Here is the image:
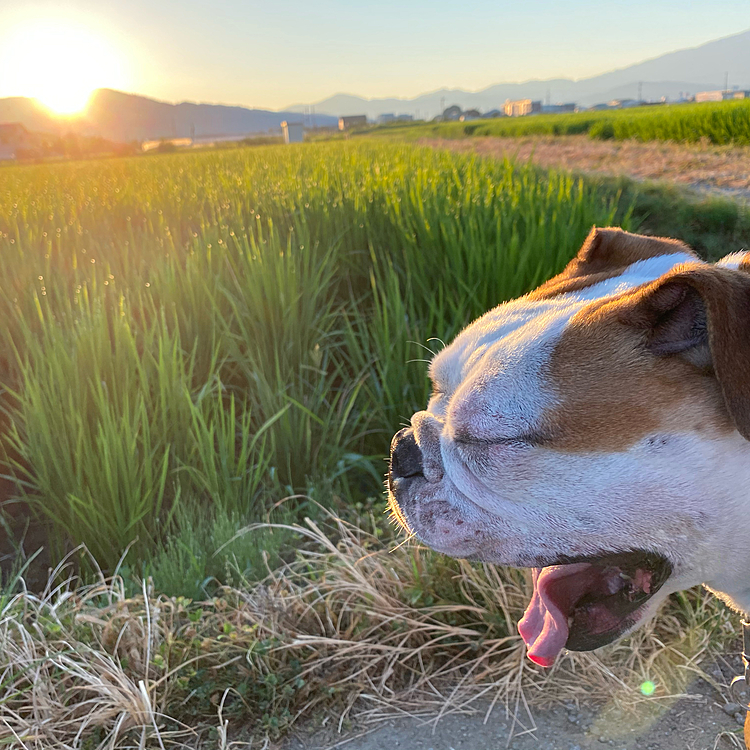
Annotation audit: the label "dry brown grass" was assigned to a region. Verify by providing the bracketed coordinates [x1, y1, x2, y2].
[422, 135, 750, 201]
[0, 510, 740, 748]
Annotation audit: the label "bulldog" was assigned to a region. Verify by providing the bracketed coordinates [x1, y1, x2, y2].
[388, 227, 750, 671]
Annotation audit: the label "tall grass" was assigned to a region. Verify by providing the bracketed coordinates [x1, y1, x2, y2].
[0, 142, 629, 577]
[368, 98, 750, 145]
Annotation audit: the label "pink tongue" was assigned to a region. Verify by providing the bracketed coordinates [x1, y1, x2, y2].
[517, 564, 593, 667]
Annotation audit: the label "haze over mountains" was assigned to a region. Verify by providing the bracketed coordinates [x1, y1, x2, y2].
[0, 89, 337, 143]
[290, 28, 750, 118]
[1, 28, 748, 143]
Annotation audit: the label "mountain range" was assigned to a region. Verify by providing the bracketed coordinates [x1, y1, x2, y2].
[288, 28, 750, 118]
[0, 89, 337, 143]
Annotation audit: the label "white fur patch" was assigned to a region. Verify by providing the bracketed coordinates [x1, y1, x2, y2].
[428, 251, 699, 434]
[717, 251, 750, 269]
[571, 252, 698, 300]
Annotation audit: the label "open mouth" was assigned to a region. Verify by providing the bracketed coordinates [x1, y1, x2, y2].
[517, 551, 672, 667]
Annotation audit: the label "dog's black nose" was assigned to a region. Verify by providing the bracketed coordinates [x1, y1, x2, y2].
[390, 428, 424, 479]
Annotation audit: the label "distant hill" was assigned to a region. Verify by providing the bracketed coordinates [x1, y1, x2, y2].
[289, 29, 750, 118]
[0, 89, 338, 143]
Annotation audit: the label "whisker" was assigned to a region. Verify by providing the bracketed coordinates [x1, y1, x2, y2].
[389, 532, 417, 553]
[407, 339, 441, 356]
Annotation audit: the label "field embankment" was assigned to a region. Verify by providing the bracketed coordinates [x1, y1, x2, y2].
[365, 99, 750, 146]
[0, 141, 744, 747]
[423, 134, 750, 199]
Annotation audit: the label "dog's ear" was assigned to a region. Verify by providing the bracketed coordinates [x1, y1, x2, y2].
[617, 265, 750, 440]
[530, 227, 697, 300]
[571, 227, 695, 276]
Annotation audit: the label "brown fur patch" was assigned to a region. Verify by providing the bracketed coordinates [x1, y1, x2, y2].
[528, 269, 644, 301]
[529, 227, 697, 301]
[543, 285, 732, 454]
[618, 265, 750, 441]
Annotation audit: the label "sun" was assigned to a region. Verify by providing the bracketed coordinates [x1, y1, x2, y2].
[0, 20, 128, 115]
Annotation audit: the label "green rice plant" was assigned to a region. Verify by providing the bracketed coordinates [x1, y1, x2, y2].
[177, 382, 276, 517]
[2, 313, 199, 567]
[141, 500, 297, 598]
[211, 220, 371, 489]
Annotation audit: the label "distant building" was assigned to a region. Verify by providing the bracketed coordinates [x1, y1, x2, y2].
[608, 99, 640, 108]
[541, 103, 577, 114]
[696, 89, 750, 102]
[459, 109, 482, 121]
[378, 113, 395, 124]
[695, 90, 724, 103]
[396, 114, 414, 122]
[504, 99, 542, 117]
[141, 137, 193, 152]
[338, 115, 367, 130]
[281, 121, 304, 144]
[0, 123, 31, 160]
[442, 105, 463, 121]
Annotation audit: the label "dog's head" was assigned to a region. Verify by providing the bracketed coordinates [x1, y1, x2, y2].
[388, 227, 750, 667]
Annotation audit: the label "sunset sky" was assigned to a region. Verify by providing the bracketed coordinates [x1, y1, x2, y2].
[0, 0, 748, 113]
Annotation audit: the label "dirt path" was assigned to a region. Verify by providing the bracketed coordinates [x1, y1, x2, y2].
[420, 135, 750, 202]
[287, 665, 747, 750]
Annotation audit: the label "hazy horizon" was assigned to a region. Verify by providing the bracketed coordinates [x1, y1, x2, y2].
[1, 1, 749, 113]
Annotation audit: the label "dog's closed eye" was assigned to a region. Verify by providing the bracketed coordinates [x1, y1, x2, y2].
[453, 429, 546, 447]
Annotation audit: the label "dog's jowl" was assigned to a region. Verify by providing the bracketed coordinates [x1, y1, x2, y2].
[388, 227, 750, 668]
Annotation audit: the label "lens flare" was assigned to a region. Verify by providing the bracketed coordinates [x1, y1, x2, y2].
[640, 680, 656, 696]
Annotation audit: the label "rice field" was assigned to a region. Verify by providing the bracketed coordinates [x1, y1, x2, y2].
[0, 141, 626, 585]
[369, 98, 750, 145]
[0, 141, 743, 748]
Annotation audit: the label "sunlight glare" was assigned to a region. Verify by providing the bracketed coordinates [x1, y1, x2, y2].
[0, 20, 128, 115]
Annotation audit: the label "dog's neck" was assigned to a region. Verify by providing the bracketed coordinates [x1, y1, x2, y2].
[698, 437, 750, 614]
